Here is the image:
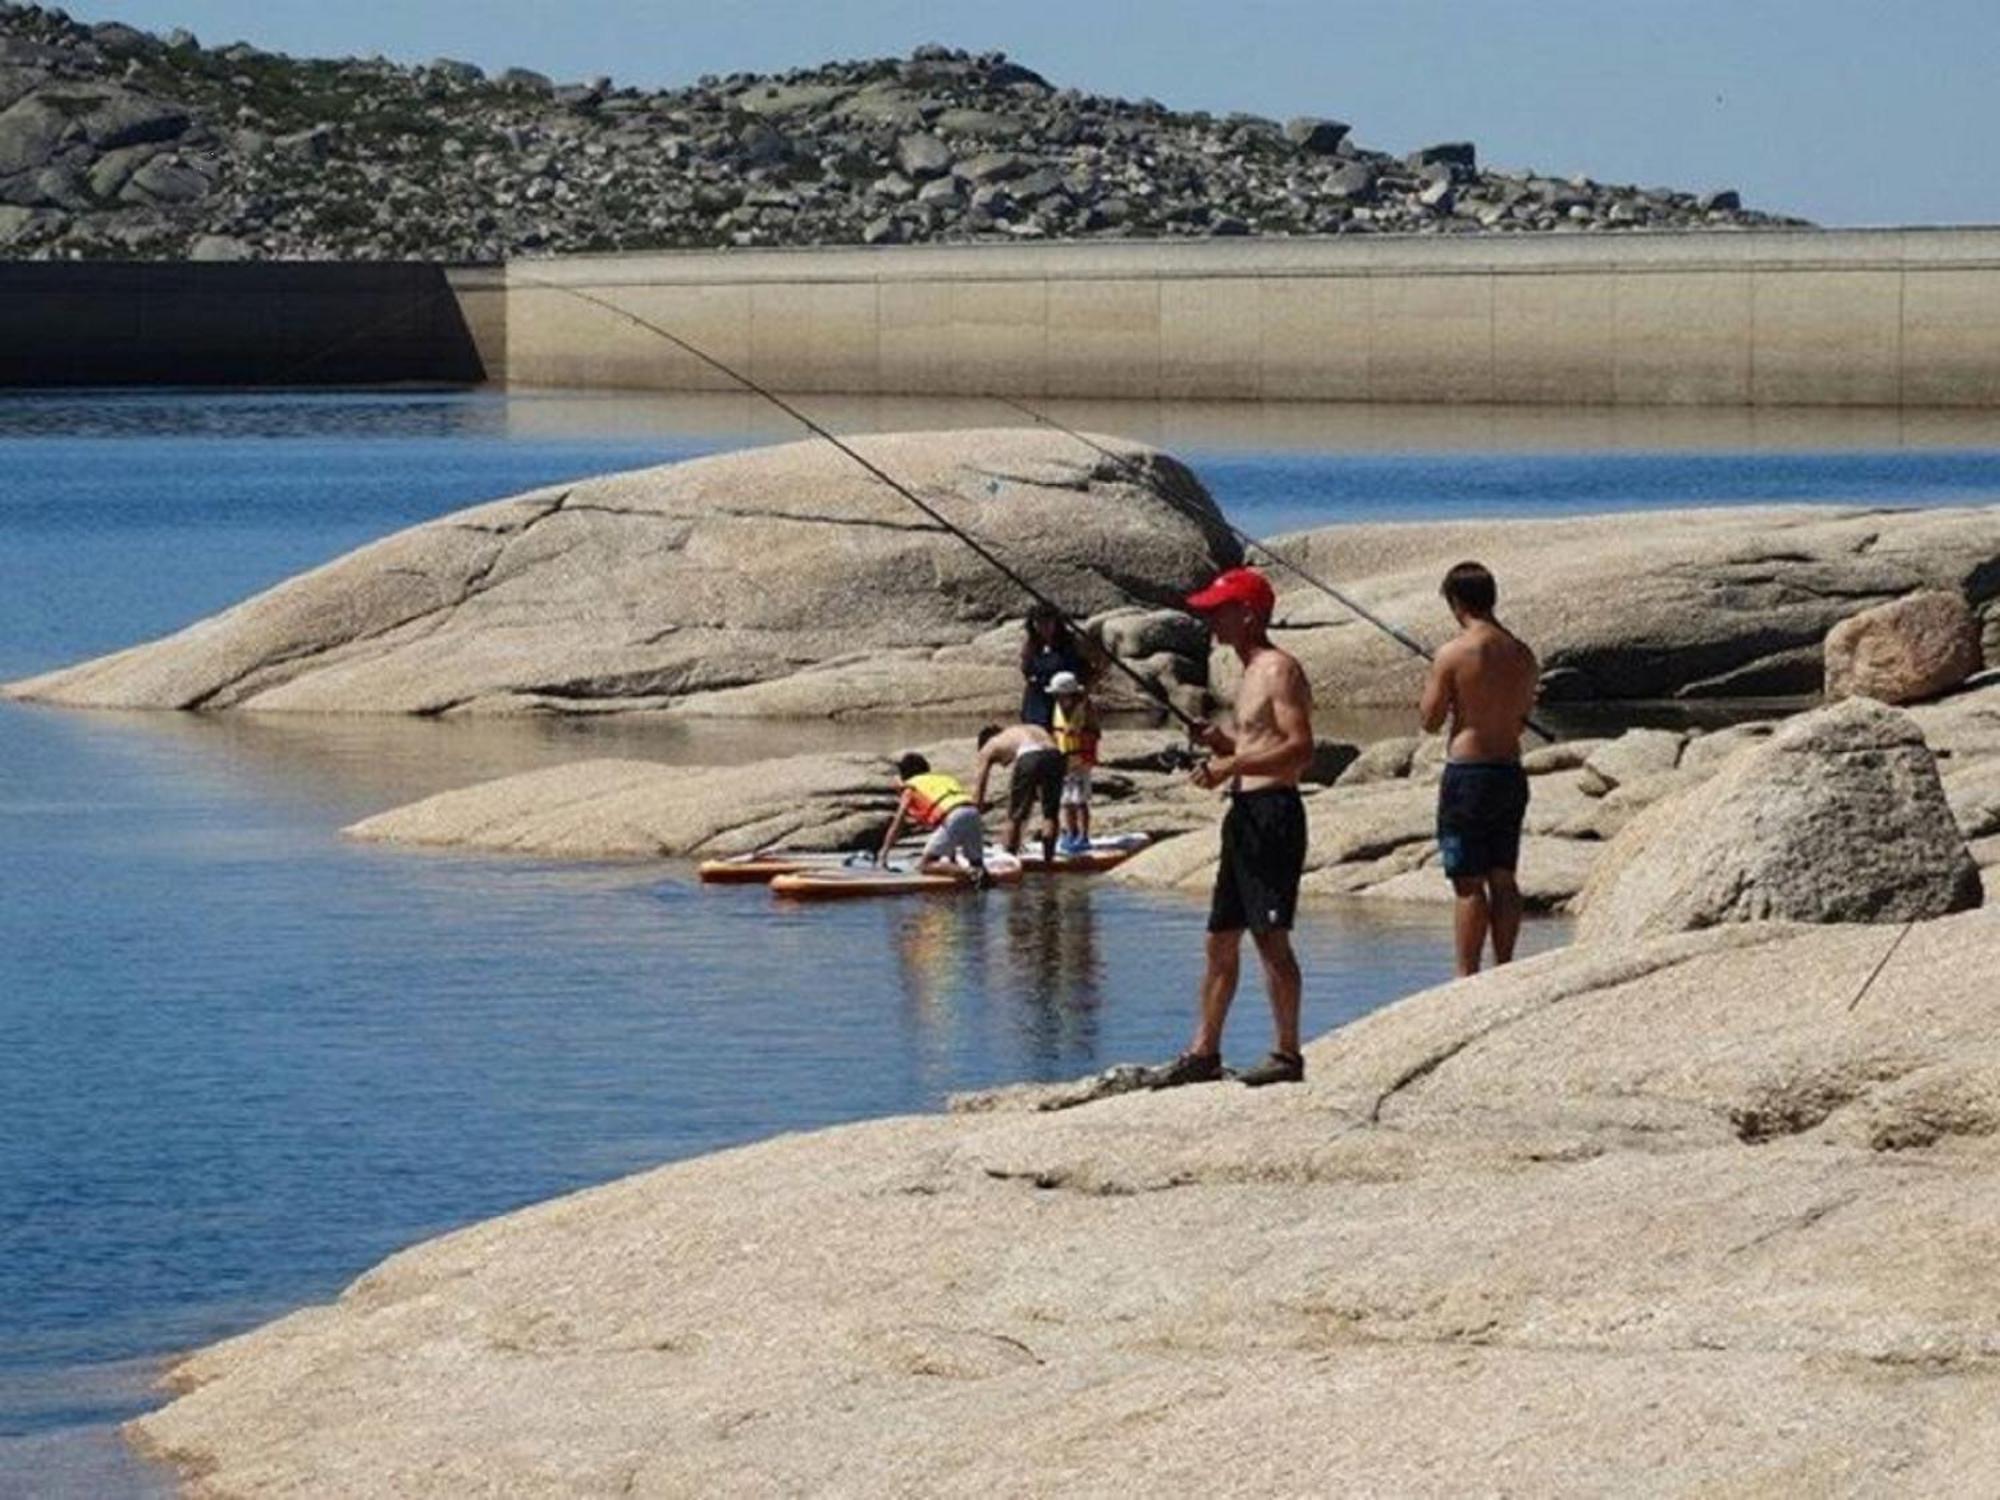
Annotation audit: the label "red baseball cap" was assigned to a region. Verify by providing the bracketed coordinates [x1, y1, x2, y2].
[1186, 566, 1275, 620]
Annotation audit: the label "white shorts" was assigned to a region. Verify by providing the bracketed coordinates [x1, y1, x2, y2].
[1061, 766, 1093, 808]
[921, 804, 985, 866]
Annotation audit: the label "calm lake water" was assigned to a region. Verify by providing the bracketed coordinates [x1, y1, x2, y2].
[3, 389, 1998, 1497]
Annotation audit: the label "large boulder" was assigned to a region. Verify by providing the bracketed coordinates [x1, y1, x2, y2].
[80, 89, 189, 149]
[1249, 506, 2000, 707]
[5, 430, 1237, 718]
[130, 907, 2000, 1496]
[0, 91, 69, 175]
[1576, 699, 1982, 944]
[1824, 589, 1983, 705]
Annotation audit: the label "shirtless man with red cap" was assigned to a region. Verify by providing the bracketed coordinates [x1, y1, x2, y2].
[1154, 566, 1316, 1089]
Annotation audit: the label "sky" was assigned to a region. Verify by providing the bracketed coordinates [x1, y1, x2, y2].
[57, 1, 1999, 227]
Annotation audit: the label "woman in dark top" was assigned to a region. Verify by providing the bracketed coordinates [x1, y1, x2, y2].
[1019, 604, 1085, 729]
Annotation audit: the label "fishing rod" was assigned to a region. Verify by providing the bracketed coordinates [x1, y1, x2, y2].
[989, 395, 1556, 744]
[518, 275, 1200, 730]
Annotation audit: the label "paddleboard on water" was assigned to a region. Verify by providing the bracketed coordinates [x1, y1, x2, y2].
[1016, 831, 1152, 872]
[704, 833, 1149, 885]
[770, 852, 1024, 900]
[697, 847, 914, 884]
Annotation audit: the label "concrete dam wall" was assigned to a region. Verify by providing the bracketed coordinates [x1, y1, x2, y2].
[489, 228, 2000, 407]
[0, 261, 495, 387]
[2, 230, 1997, 406]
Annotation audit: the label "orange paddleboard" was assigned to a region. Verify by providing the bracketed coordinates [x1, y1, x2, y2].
[770, 853, 1024, 900]
[698, 845, 921, 884]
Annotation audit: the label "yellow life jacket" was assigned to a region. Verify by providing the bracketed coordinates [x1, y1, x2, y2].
[905, 772, 971, 827]
[1052, 699, 1099, 765]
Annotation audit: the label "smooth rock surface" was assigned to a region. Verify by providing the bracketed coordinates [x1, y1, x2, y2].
[1824, 588, 1984, 706]
[1576, 698, 1983, 943]
[5, 430, 1235, 718]
[1251, 506, 2000, 706]
[130, 907, 2000, 1497]
[347, 730, 1205, 858]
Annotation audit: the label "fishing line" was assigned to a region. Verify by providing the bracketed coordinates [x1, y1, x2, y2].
[989, 395, 1557, 744]
[516, 275, 1201, 729]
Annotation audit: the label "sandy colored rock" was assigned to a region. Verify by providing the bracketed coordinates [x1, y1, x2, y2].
[1239, 505, 2000, 706]
[1943, 755, 2000, 841]
[348, 735, 1208, 858]
[1825, 588, 1984, 705]
[1908, 672, 2000, 759]
[1517, 767, 1598, 836]
[1970, 833, 2000, 875]
[1519, 736, 1607, 774]
[1332, 734, 1417, 786]
[1677, 719, 1777, 774]
[1559, 765, 1717, 841]
[4, 430, 1236, 717]
[1576, 698, 1983, 944]
[1578, 726, 1685, 793]
[1345, 835, 1597, 912]
[132, 907, 2000, 1497]
[346, 754, 900, 857]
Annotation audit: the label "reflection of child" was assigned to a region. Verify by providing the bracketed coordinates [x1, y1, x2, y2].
[1048, 671, 1101, 855]
[881, 753, 989, 886]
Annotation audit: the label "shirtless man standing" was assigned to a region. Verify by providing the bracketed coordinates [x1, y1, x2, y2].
[1419, 562, 1541, 977]
[1155, 566, 1317, 1089]
[972, 721, 1066, 863]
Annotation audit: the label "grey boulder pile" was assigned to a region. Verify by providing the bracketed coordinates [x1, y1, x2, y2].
[0, 5, 1802, 260]
[2, 429, 1235, 718]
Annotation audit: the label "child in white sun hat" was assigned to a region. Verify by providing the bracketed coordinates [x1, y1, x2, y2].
[1048, 670, 1101, 855]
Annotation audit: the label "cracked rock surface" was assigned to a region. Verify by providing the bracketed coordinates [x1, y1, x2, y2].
[3, 429, 1235, 717]
[1249, 505, 2000, 707]
[131, 905, 2000, 1496]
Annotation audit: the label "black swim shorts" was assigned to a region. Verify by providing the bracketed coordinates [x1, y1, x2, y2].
[1209, 786, 1308, 934]
[1436, 760, 1531, 880]
[1008, 747, 1066, 826]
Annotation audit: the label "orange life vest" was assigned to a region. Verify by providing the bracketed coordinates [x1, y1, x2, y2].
[1052, 699, 1099, 766]
[904, 772, 972, 827]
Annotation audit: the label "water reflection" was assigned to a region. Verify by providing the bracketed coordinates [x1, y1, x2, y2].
[995, 881, 1104, 1063]
[8, 385, 2000, 455]
[894, 894, 986, 1027]
[483, 388, 2000, 455]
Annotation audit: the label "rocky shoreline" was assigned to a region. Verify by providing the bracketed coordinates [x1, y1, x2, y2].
[129, 896, 2000, 1493]
[10, 435, 1995, 721]
[1, 3, 1802, 261]
[9, 422, 1992, 1490]
[125, 662, 2000, 1492]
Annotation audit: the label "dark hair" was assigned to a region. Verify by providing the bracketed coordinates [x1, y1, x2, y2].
[1025, 604, 1063, 639]
[976, 724, 1002, 750]
[895, 752, 930, 779]
[1441, 561, 1497, 615]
